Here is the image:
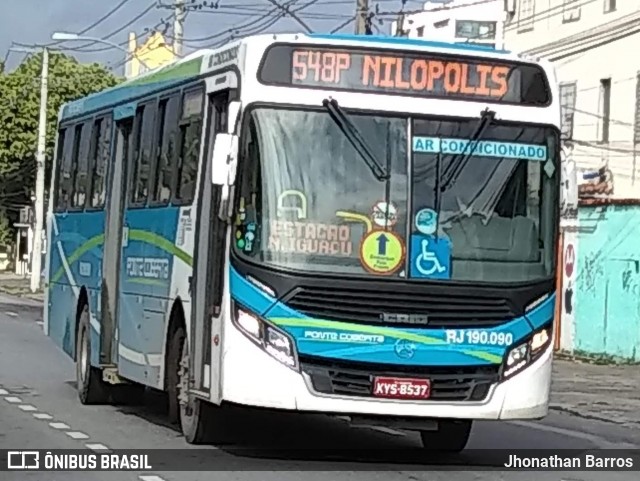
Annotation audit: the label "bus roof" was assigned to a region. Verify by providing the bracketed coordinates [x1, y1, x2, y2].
[60, 32, 539, 122]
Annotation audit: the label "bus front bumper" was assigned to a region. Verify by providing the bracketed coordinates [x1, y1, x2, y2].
[221, 326, 552, 421]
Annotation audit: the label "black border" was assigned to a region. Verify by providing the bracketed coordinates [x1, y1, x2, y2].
[256, 43, 553, 108]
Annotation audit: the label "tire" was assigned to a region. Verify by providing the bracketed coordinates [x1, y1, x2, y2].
[419, 420, 472, 452]
[167, 326, 229, 444]
[76, 306, 110, 404]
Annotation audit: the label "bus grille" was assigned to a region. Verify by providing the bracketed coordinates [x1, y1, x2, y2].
[300, 356, 500, 402]
[284, 285, 517, 327]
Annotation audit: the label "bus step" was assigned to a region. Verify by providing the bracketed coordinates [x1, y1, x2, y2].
[102, 368, 127, 385]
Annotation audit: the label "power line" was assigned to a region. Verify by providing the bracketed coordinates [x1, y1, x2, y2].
[63, 1, 161, 53]
[13, 0, 136, 49]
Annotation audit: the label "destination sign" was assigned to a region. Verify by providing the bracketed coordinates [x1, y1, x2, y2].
[259, 44, 550, 105]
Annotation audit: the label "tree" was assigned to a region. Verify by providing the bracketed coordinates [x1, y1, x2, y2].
[0, 52, 121, 243]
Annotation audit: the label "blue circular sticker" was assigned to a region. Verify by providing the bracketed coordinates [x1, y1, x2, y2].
[415, 208, 437, 235]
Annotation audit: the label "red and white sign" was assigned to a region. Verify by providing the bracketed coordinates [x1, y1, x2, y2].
[371, 201, 398, 227]
[372, 376, 431, 400]
[565, 244, 575, 279]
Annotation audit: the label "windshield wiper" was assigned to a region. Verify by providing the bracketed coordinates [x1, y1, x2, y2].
[433, 108, 495, 239]
[322, 98, 389, 181]
[439, 108, 496, 192]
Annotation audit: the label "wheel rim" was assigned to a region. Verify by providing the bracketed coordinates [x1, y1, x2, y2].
[79, 327, 89, 384]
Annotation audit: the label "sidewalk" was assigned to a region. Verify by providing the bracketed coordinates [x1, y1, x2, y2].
[551, 358, 640, 428]
[0, 272, 44, 301]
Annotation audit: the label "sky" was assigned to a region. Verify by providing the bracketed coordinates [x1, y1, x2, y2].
[0, 0, 426, 75]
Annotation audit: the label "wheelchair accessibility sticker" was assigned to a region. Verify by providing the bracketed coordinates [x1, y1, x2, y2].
[409, 234, 451, 279]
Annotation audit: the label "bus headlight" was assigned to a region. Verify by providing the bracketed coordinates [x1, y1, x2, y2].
[503, 325, 552, 379]
[231, 302, 298, 371]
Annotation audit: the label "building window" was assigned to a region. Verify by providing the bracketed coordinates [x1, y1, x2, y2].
[599, 78, 611, 143]
[434, 20, 448, 29]
[416, 26, 424, 37]
[455, 21, 496, 40]
[518, 0, 535, 32]
[604, 0, 616, 13]
[559, 83, 577, 140]
[563, 0, 581, 23]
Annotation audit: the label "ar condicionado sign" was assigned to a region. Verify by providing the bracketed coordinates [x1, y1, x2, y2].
[292, 50, 509, 98]
[258, 45, 550, 104]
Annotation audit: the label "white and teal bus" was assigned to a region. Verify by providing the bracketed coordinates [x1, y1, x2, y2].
[44, 32, 561, 451]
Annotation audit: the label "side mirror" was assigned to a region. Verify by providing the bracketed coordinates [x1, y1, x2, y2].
[211, 133, 238, 186]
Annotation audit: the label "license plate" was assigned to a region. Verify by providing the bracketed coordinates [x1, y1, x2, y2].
[372, 376, 431, 400]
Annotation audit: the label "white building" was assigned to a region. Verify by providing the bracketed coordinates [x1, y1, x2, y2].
[391, 0, 506, 49]
[505, 0, 640, 199]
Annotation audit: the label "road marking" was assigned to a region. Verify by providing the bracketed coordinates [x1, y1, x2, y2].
[139, 476, 166, 481]
[66, 431, 89, 440]
[18, 404, 38, 412]
[86, 443, 111, 452]
[33, 413, 53, 420]
[36, 320, 44, 326]
[0, 389, 8, 395]
[4, 396, 22, 403]
[49, 422, 70, 430]
[5, 311, 18, 317]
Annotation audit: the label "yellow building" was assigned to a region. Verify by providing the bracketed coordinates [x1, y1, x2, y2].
[125, 31, 177, 79]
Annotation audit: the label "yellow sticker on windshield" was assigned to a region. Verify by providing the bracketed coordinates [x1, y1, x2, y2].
[359, 230, 405, 275]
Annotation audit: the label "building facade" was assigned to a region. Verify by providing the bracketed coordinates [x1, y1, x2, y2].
[125, 32, 177, 79]
[505, 0, 640, 199]
[391, 0, 506, 49]
[390, 0, 640, 361]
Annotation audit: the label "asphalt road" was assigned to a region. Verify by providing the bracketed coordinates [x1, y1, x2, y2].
[0, 295, 638, 481]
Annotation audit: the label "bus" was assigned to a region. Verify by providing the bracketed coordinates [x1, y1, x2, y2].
[44, 33, 561, 451]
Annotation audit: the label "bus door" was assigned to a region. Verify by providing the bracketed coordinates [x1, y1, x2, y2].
[99, 116, 133, 366]
[190, 91, 231, 400]
[117, 101, 162, 386]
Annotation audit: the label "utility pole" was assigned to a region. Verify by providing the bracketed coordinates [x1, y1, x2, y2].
[174, 0, 186, 57]
[30, 47, 49, 293]
[355, 0, 369, 34]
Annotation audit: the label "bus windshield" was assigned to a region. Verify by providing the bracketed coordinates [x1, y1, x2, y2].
[233, 106, 559, 284]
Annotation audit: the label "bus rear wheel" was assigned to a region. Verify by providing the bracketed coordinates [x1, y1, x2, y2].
[168, 326, 228, 445]
[419, 420, 472, 452]
[76, 306, 110, 404]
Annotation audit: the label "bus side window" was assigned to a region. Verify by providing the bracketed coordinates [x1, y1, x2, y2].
[53, 128, 67, 212]
[130, 103, 156, 206]
[57, 125, 77, 211]
[152, 95, 180, 205]
[175, 88, 204, 205]
[88, 116, 112, 209]
[71, 122, 92, 209]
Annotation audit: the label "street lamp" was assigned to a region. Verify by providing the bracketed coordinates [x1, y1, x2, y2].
[51, 32, 152, 71]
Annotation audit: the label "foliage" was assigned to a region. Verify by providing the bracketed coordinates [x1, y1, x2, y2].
[0, 51, 121, 243]
[0, 210, 10, 247]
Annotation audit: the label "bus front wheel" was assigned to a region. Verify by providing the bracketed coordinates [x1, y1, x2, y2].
[168, 326, 228, 445]
[419, 420, 472, 452]
[76, 306, 109, 404]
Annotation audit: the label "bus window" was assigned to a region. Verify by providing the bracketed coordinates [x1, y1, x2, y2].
[130, 103, 156, 206]
[176, 89, 204, 205]
[53, 128, 67, 212]
[57, 125, 79, 211]
[71, 122, 92, 209]
[89, 116, 112, 209]
[152, 95, 180, 204]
